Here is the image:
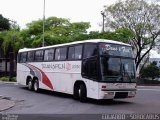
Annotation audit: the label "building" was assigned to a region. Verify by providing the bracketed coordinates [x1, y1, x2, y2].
[149, 49, 160, 67]
[136, 48, 160, 77]
[0, 48, 16, 77]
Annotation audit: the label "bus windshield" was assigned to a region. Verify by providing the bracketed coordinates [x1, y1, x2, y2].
[100, 57, 136, 83]
[99, 43, 136, 83]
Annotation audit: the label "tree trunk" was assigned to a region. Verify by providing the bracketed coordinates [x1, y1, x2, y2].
[4, 54, 7, 75]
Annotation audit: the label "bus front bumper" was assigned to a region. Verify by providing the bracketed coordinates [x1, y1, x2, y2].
[99, 90, 136, 99]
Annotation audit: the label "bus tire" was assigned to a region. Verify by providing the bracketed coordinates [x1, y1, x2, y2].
[79, 84, 87, 102]
[28, 79, 33, 91]
[73, 85, 79, 100]
[33, 80, 39, 92]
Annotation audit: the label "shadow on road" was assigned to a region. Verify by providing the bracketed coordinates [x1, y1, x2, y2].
[21, 87, 134, 106]
[87, 99, 133, 106]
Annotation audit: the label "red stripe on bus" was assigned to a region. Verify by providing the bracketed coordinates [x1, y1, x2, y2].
[28, 64, 54, 90]
[39, 69, 53, 90]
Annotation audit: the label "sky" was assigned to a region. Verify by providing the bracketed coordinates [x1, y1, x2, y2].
[0, 0, 118, 31]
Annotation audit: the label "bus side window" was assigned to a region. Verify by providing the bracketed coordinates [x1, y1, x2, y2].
[68, 46, 75, 60]
[68, 45, 82, 60]
[20, 52, 27, 63]
[89, 60, 98, 80]
[44, 48, 54, 61]
[55, 48, 60, 60]
[75, 45, 82, 59]
[82, 59, 98, 80]
[27, 51, 34, 62]
[82, 60, 90, 77]
[17, 53, 21, 63]
[83, 44, 97, 59]
[35, 50, 44, 62]
[60, 47, 67, 60]
[55, 47, 67, 60]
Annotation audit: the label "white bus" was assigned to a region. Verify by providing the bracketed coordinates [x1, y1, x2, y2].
[17, 39, 136, 102]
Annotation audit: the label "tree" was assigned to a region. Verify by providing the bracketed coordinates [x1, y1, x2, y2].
[1, 30, 23, 55]
[0, 14, 10, 31]
[23, 17, 90, 47]
[103, 0, 160, 70]
[141, 62, 160, 80]
[0, 30, 23, 74]
[88, 28, 134, 42]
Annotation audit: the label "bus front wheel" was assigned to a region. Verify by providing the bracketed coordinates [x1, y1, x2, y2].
[79, 84, 87, 102]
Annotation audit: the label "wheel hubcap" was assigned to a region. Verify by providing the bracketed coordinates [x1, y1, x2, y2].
[28, 81, 32, 89]
[78, 88, 81, 98]
[34, 82, 38, 91]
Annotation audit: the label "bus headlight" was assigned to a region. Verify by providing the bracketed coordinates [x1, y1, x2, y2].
[104, 92, 114, 95]
[128, 91, 136, 98]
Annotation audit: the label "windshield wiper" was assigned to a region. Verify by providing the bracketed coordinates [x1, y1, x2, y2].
[122, 64, 131, 82]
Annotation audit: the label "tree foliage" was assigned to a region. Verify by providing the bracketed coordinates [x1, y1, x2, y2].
[88, 28, 134, 42]
[0, 14, 10, 31]
[141, 62, 160, 80]
[104, 0, 160, 70]
[0, 15, 136, 62]
[1, 30, 23, 55]
[23, 17, 90, 47]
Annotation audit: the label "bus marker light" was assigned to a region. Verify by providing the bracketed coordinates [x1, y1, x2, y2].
[102, 85, 106, 89]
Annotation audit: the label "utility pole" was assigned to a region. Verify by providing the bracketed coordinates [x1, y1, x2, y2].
[101, 11, 106, 32]
[42, 0, 45, 47]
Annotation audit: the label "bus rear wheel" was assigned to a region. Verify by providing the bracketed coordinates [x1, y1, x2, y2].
[28, 79, 33, 91]
[33, 80, 39, 92]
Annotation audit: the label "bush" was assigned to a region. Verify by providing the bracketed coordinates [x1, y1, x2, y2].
[137, 78, 160, 85]
[0, 76, 16, 82]
[0, 76, 10, 81]
[141, 62, 160, 80]
[144, 79, 160, 84]
[10, 77, 16, 82]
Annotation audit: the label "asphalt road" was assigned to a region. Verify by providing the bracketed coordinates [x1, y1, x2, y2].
[0, 82, 160, 119]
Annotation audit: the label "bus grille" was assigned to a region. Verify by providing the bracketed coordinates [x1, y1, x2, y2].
[114, 92, 128, 98]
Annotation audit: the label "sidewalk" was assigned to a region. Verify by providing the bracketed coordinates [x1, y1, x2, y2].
[0, 96, 15, 112]
[0, 81, 18, 85]
[137, 85, 160, 89]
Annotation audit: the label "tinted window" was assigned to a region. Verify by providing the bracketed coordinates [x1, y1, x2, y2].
[68, 45, 82, 60]
[84, 44, 97, 59]
[82, 60, 90, 77]
[100, 57, 136, 82]
[35, 50, 44, 61]
[75, 45, 82, 59]
[89, 60, 97, 79]
[82, 59, 98, 80]
[68, 46, 75, 60]
[19, 52, 27, 63]
[55, 47, 67, 60]
[101, 57, 121, 79]
[44, 48, 54, 61]
[27, 51, 34, 62]
[17, 53, 21, 63]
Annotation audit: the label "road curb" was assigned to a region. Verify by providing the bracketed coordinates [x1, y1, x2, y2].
[137, 86, 160, 89]
[0, 81, 18, 85]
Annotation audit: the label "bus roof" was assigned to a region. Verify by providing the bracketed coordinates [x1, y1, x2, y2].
[19, 39, 131, 53]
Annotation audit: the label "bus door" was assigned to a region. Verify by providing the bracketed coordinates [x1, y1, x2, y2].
[82, 57, 99, 98]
